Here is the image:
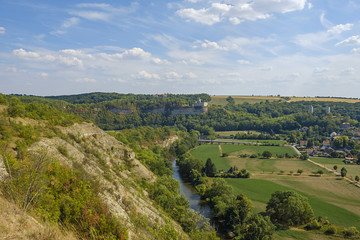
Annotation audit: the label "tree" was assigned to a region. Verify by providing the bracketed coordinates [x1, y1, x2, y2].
[266, 191, 314, 226]
[262, 150, 272, 159]
[203, 158, 217, 177]
[235, 214, 275, 240]
[333, 165, 338, 171]
[226, 96, 235, 105]
[355, 176, 359, 182]
[300, 153, 309, 160]
[341, 167, 347, 178]
[297, 169, 303, 175]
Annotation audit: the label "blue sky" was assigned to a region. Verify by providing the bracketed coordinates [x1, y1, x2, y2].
[1, 0, 360, 97]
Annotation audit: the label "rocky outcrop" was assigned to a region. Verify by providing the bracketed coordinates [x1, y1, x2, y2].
[28, 122, 188, 240]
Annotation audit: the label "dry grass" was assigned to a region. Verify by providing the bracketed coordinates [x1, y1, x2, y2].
[210, 95, 360, 106]
[0, 195, 77, 240]
[210, 95, 283, 105]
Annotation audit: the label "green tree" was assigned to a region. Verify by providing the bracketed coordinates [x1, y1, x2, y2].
[203, 158, 217, 177]
[262, 150, 272, 159]
[341, 167, 347, 178]
[300, 153, 309, 160]
[235, 214, 275, 240]
[226, 96, 235, 105]
[355, 176, 359, 182]
[297, 169, 303, 175]
[266, 191, 314, 226]
[333, 165, 338, 171]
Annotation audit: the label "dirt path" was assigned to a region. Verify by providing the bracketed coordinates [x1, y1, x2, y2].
[218, 144, 222, 157]
[307, 158, 360, 188]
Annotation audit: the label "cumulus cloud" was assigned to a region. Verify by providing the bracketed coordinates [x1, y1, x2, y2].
[195, 40, 228, 50]
[336, 35, 360, 46]
[176, 0, 307, 25]
[137, 70, 160, 79]
[13, 48, 41, 59]
[0, 27, 5, 34]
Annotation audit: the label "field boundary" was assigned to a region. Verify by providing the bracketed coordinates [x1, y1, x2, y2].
[306, 159, 360, 188]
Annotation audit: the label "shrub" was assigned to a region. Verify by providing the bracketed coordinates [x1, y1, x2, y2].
[343, 227, 359, 237]
[324, 225, 337, 235]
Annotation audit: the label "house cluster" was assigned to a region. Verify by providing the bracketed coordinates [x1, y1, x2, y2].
[297, 123, 359, 163]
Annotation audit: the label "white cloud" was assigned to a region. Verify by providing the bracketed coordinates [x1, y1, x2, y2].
[166, 71, 182, 79]
[120, 48, 151, 59]
[294, 22, 353, 49]
[13, 48, 41, 59]
[336, 35, 360, 46]
[197, 40, 228, 50]
[58, 55, 83, 67]
[62, 17, 80, 29]
[176, 0, 307, 25]
[185, 72, 197, 78]
[76, 77, 97, 83]
[0, 27, 5, 34]
[327, 23, 353, 35]
[152, 57, 169, 64]
[137, 70, 160, 79]
[307, 2, 313, 9]
[70, 11, 110, 21]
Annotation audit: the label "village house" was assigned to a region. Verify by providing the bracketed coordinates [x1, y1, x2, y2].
[299, 140, 308, 147]
[322, 140, 331, 147]
[341, 122, 351, 129]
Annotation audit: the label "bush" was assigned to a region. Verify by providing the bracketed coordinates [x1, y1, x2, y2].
[343, 227, 359, 237]
[305, 219, 321, 230]
[324, 225, 337, 235]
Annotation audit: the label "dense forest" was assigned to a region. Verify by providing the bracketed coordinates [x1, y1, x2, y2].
[12, 93, 360, 137]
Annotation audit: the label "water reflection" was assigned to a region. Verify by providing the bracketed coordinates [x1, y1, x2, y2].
[172, 160, 212, 219]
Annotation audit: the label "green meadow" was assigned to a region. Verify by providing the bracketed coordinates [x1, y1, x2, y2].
[224, 178, 360, 230]
[311, 157, 360, 179]
[190, 144, 360, 232]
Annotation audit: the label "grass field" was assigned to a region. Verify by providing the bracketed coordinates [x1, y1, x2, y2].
[191, 144, 317, 173]
[210, 95, 360, 106]
[215, 139, 286, 145]
[190, 144, 360, 233]
[210, 95, 283, 105]
[224, 178, 360, 229]
[310, 157, 360, 179]
[222, 144, 296, 156]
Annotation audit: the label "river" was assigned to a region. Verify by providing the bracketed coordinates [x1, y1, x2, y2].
[172, 160, 212, 220]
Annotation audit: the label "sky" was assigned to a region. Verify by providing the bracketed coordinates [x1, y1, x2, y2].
[1, 0, 360, 97]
